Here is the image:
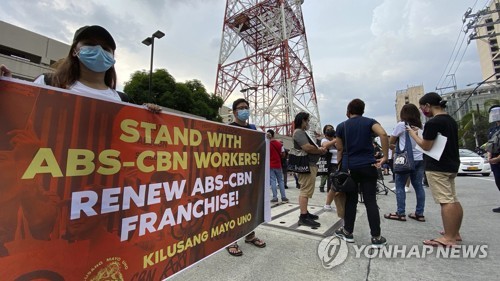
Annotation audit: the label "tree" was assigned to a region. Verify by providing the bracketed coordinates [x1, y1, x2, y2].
[458, 110, 490, 149]
[123, 69, 223, 121]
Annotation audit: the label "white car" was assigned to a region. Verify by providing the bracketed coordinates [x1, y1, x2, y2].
[458, 149, 491, 176]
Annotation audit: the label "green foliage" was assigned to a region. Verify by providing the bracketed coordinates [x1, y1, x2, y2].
[123, 69, 223, 121]
[458, 110, 490, 149]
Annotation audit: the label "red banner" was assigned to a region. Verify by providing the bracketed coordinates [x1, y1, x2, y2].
[0, 78, 267, 280]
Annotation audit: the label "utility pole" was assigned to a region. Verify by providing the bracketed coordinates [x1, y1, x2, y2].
[472, 112, 479, 147]
[435, 74, 457, 93]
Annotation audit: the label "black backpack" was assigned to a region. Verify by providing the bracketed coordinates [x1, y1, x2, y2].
[42, 73, 130, 102]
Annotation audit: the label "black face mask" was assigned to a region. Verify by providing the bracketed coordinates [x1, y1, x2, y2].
[325, 129, 336, 138]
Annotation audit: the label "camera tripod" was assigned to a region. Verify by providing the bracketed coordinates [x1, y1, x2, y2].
[358, 168, 394, 203]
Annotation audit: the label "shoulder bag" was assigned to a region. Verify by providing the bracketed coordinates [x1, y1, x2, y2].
[393, 131, 415, 173]
[330, 122, 358, 193]
[287, 147, 310, 173]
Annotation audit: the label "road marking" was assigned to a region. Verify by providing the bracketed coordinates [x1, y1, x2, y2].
[264, 203, 343, 237]
[473, 177, 495, 182]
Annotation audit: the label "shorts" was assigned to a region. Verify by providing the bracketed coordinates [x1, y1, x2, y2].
[298, 164, 318, 198]
[425, 171, 458, 204]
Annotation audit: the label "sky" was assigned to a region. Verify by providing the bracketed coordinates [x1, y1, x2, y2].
[0, 0, 487, 133]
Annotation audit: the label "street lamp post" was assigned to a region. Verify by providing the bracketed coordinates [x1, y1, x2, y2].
[240, 86, 257, 121]
[142, 30, 165, 102]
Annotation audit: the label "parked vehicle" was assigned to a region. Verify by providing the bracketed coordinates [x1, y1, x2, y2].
[458, 149, 491, 176]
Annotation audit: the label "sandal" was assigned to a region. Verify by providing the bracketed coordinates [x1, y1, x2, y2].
[245, 237, 266, 248]
[423, 239, 457, 248]
[439, 231, 462, 241]
[226, 242, 243, 256]
[384, 212, 406, 221]
[408, 213, 426, 222]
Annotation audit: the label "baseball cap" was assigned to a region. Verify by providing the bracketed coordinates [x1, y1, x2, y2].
[73, 25, 116, 50]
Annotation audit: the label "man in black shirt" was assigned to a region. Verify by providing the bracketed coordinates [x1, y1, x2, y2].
[409, 92, 462, 247]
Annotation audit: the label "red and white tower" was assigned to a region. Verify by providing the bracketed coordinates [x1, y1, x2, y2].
[215, 0, 320, 136]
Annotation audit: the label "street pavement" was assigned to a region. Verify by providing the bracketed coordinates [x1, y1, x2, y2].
[172, 173, 499, 281]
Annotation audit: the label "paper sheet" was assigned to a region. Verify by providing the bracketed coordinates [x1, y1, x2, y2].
[416, 133, 448, 161]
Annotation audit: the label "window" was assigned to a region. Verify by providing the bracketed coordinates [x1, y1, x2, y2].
[0, 45, 42, 64]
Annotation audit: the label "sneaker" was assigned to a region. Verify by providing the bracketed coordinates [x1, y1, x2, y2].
[493, 207, 500, 213]
[323, 205, 333, 211]
[281, 198, 289, 203]
[284, 185, 289, 189]
[319, 187, 325, 193]
[390, 186, 396, 191]
[334, 227, 354, 243]
[388, 180, 395, 183]
[371, 236, 387, 248]
[270, 198, 278, 203]
[298, 217, 321, 227]
[307, 212, 319, 220]
[405, 186, 410, 193]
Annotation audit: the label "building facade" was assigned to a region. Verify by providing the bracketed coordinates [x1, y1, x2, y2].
[394, 85, 425, 121]
[0, 21, 69, 81]
[442, 85, 500, 121]
[475, 0, 500, 82]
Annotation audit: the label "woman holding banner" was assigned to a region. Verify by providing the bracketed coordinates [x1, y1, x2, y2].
[1, 26, 160, 112]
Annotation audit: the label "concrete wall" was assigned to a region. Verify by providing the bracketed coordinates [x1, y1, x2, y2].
[394, 85, 425, 121]
[0, 21, 69, 80]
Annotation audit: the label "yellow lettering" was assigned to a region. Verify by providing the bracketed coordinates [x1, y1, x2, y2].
[190, 129, 202, 146]
[137, 150, 155, 172]
[120, 119, 140, 143]
[66, 149, 95, 177]
[141, 122, 156, 144]
[21, 148, 63, 179]
[154, 125, 173, 145]
[97, 149, 121, 175]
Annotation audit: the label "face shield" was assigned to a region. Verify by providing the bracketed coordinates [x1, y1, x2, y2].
[489, 107, 500, 123]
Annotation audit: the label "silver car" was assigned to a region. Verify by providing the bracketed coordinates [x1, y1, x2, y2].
[458, 149, 491, 176]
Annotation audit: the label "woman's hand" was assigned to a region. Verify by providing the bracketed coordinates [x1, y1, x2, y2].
[143, 103, 162, 113]
[318, 147, 327, 155]
[1, 64, 12, 77]
[375, 156, 387, 168]
[489, 155, 500, 164]
[8, 121, 41, 160]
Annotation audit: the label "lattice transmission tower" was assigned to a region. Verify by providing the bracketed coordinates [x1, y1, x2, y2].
[215, 0, 320, 136]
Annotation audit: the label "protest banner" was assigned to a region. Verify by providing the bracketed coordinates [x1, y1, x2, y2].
[0, 78, 267, 280]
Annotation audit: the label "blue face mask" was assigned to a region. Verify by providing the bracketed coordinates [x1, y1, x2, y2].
[237, 109, 250, 121]
[77, 45, 115, 73]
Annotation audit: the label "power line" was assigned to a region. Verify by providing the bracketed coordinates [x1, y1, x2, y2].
[435, 23, 467, 88]
[435, 0, 481, 90]
[451, 39, 470, 75]
[452, 72, 496, 116]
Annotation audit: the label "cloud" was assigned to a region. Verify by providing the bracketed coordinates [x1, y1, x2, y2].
[0, 0, 484, 130]
[312, 0, 482, 130]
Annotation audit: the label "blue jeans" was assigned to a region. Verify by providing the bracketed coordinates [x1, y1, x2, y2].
[394, 160, 425, 216]
[270, 168, 287, 199]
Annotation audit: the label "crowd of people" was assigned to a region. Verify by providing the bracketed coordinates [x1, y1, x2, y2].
[269, 93, 499, 249]
[2, 24, 500, 255]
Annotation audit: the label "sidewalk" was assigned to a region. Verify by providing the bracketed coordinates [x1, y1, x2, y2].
[173, 173, 499, 281]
